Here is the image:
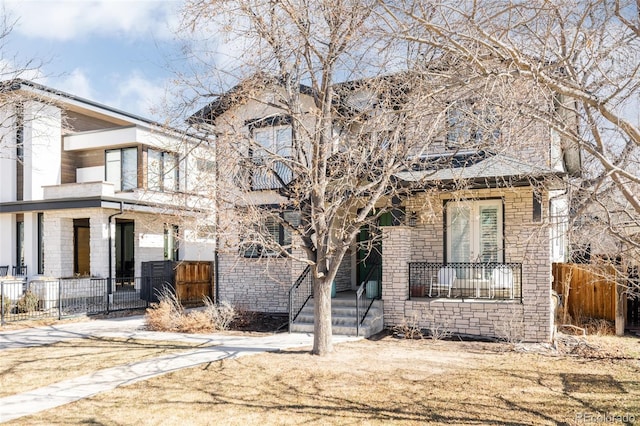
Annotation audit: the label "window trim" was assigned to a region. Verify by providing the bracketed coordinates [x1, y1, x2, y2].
[105, 147, 138, 192]
[446, 100, 500, 149]
[147, 148, 179, 192]
[246, 116, 293, 191]
[242, 210, 299, 258]
[443, 198, 505, 264]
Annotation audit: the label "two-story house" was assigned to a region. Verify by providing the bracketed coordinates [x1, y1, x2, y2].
[194, 71, 576, 342]
[0, 80, 215, 295]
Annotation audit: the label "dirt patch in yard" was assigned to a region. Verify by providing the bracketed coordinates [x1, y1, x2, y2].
[8, 334, 640, 425]
[0, 337, 206, 398]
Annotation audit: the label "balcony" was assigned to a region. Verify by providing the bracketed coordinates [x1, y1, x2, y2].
[43, 181, 115, 199]
[408, 262, 522, 301]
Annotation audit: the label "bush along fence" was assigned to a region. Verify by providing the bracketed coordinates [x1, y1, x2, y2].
[0, 276, 173, 324]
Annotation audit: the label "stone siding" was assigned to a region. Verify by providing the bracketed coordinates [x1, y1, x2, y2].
[217, 254, 293, 313]
[384, 187, 553, 342]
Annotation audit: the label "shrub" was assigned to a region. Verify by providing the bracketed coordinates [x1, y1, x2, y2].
[17, 290, 39, 313]
[203, 298, 235, 331]
[145, 286, 184, 332]
[145, 287, 237, 333]
[2, 296, 11, 315]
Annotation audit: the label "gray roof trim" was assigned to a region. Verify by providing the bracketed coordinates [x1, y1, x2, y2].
[0, 197, 199, 215]
[394, 152, 565, 186]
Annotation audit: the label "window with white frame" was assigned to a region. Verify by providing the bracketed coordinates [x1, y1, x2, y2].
[106, 147, 137, 191]
[243, 211, 299, 258]
[249, 117, 293, 190]
[447, 101, 499, 148]
[446, 199, 504, 263]
[148, 149, 178, 192]
[550, 198, 568, 262]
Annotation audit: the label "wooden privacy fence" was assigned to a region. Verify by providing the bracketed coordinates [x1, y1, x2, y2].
[552, 263, 617, 321]
[141, 260, 214, 303]
[175, 261, 214, 302]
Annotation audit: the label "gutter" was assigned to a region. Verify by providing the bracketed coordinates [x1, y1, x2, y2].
[107, 202, 124, 307]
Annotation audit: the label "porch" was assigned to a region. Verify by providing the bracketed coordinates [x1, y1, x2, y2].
[408, 262, 523, 301]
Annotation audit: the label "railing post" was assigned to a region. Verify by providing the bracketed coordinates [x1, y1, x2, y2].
[288, 287, 293, 334]
[58, 279, 62, 320]
[1, 280, 4, 326]
[356, 294, 360, 337]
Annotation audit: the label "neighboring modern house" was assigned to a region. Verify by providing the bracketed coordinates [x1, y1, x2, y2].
[194, 71, 577, 342]
[0, 80, 215, 294]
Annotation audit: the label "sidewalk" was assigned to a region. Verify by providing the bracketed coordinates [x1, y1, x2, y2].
[0, 316, 359, 423]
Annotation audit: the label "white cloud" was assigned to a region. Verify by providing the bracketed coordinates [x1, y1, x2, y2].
[4, 0, 180, 41]
[57, 68, 95, 99]
[105, 71, 169, 119]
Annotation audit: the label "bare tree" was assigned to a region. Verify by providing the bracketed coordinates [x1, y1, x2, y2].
[382, 0, 640, 271]
[0, 11, 45, 159]
[178, 0, 570, 355]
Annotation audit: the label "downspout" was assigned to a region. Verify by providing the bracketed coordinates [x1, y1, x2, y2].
[107, 202, 124, 308]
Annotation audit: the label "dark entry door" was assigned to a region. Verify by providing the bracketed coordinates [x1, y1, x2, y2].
[115, 220, 135, 289]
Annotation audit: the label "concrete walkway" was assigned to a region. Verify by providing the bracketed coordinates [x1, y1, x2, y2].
[0, 316, 359, 423]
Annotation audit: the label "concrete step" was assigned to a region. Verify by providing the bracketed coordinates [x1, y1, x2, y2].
[291, 297, 384, 338]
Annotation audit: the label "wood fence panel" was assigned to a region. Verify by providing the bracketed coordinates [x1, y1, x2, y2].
[175, 261, 214, 303]
[552, 263, 617, 321]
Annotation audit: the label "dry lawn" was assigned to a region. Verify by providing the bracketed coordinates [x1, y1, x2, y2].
[0, 337, 209, 398]
[5, 334, 640, 426]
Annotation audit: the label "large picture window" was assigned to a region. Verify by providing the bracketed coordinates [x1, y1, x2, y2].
[148, 149, 178, 192]
[249, 116, 293, 190]
[446, 199, 503, 263]
[106, 147, 137, 191]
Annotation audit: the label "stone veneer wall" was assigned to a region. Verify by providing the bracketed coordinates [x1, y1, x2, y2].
[217, 254, 293, 313]
[334, 248, 352, 292]
[383, 187, 553, 342]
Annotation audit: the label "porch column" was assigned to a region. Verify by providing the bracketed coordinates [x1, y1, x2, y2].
[23, 212, 39, 276]
[90, 212, 110, 278]
[43, 214, 73, 278]
[382, 226, 412, 325]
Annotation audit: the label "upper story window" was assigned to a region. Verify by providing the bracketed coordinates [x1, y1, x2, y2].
[447, 101, 499, 149]
[148, 149, 178, 192]
[106, 147, 137, 191]
[15, 103, 24, 161]
[248, 116, 293, 190]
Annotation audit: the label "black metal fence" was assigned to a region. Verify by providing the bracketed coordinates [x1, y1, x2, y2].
[408, 262, 523, 301]
[0, 276, 172, 324]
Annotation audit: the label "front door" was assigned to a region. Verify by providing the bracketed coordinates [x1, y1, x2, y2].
[115, 220, 135, 290]
[73, 218, 90, 276]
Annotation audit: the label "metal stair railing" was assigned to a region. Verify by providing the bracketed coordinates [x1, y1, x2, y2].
[288, 265, 313, 332]
[356, 263, 381, 337]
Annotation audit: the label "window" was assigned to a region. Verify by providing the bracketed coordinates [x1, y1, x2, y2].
[447, 101, 499, 148]
[16, 216, 24, 268]
[446, 199, 503, 263]
[15, 103, 24, 161]
[550, 199, 568, 262]
[164, 225, 179, 261]
[16, 104, 24, 201]
[38, 213, 44, 274]
[148, 149, 178, 192]
[243, 211, 299, 258]
[249, 116, 293, 190]
[106, 147, 138, 191]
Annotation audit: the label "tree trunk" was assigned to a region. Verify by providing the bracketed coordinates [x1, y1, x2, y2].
[312, 277, 333, 355]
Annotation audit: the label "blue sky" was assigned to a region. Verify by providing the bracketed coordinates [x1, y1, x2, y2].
[2, 0, 184, 120]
